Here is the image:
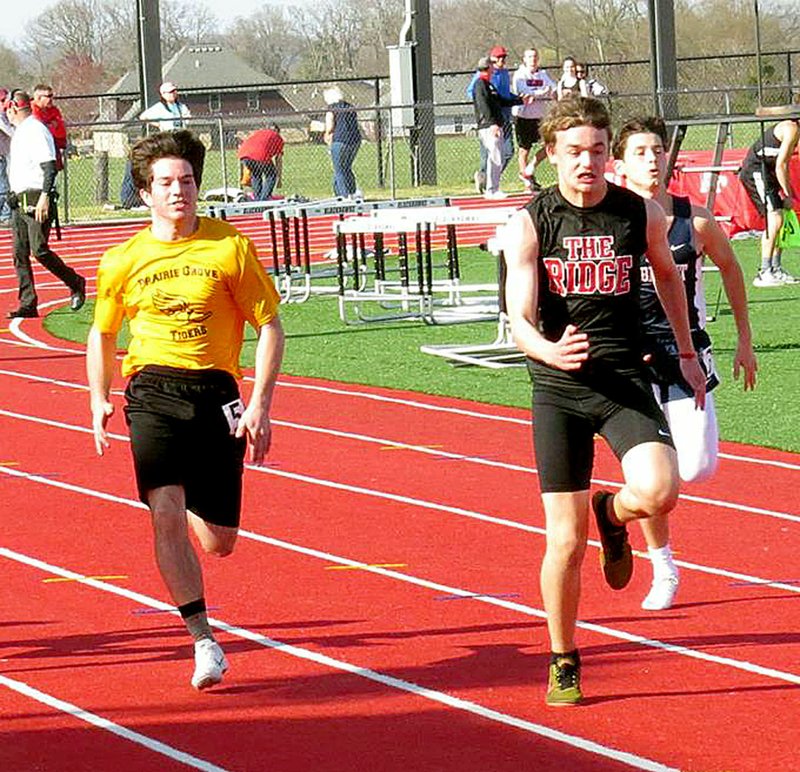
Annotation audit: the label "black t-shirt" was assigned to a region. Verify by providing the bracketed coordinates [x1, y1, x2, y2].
[524, 183, 648, 385]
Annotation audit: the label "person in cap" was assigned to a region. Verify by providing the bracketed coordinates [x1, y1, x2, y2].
[466, 45, 521, 193]
[121, 83, 192, 209]
[140, 82, 192, 132]
[5, 91, 85, 318]
[472, 56, 521, 199]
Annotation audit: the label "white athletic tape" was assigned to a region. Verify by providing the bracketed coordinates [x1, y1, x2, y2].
[335, 217, 430, 234]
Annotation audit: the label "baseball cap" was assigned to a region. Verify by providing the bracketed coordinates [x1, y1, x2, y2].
[11, 92, 31, 109]
[490, 46, 508, 58]
[477, 56, 492, 71]
[159, 81, 178, 96]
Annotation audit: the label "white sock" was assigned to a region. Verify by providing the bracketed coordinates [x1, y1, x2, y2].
[648, 545, 678, 580]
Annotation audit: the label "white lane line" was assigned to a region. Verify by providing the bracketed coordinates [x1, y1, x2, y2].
[0, 673, 231, 772]
[0, 409, 800, 594]
[2, 363, 799, 475]
[1, 395, 798, 526]
[2, 464, 800, 683]
[0, 546, 676, 772]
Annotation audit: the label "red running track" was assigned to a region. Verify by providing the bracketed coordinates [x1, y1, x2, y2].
[1, 221, 799, 771]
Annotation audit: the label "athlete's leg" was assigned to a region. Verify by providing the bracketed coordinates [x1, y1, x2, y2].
[149, 485, 205, 606]
[638, 393, 717, 608]
[188, 512, 238, 557]
[613, 441, 680, 524]
[540, 490, 590, 653]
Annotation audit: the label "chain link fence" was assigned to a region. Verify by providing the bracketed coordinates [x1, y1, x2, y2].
[55, 50, 799, 223]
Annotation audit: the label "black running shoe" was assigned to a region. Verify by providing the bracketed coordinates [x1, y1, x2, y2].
[592, 490, 633, 590]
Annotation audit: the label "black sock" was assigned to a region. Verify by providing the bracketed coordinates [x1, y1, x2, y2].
[178, 598, 214, 643]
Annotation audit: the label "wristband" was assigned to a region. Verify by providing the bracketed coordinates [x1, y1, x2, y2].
[679, 351, 697, 360]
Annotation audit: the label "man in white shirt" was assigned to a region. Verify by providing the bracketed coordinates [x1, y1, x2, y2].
[512, 48, 556, 191]
[6, 91, 85, 319]
[121, 83, 192, 208]
[140, 82, 192, 131]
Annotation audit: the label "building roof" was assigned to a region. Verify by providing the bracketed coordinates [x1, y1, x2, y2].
[108, 44, 276, 94]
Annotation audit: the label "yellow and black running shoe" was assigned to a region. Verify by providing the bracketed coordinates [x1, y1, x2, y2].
[546, 651, 583, 706]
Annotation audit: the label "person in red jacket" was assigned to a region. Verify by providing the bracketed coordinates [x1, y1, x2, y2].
[237, 124, 284, 200]
[32, 84, 67, 170]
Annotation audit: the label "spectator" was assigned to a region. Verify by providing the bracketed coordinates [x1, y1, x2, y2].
[466, 45, 521, 192]
[556, 57, 587, 101]
[32, 84, 67, 170]
[323, 87, 362, 198]
[472, 56, 520, 200]
[237, 124, 284, 201]
[5, 91, 85, 319]
[121, 82, 192, 209]
[140, 82, 191, 131]
[0, 87, 12, 224]
[512, 48, 556, 191]
[576, 63, 609, 97]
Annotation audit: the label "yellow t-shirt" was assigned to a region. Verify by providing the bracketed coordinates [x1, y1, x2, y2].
[93, 217, 280, 378]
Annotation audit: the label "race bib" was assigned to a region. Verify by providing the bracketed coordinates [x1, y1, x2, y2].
[221, 398, 245, 435]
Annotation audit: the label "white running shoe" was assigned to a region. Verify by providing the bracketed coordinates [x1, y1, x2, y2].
[774, 267, 800, 284]
[191, 638, 229, 690]
[752, 269, 783, 287]
[641, 574, 679, 611]
[484, 190, 508, 200]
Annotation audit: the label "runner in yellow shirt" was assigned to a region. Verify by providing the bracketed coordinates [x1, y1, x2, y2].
[87, 130, 285, 691]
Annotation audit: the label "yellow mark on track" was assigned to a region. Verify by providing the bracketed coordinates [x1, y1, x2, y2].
[43, 574, 128, 584]
[325, 563, 407, 571]
[0, 461, 20, 467]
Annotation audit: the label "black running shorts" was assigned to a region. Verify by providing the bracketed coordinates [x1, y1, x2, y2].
[124, 366, 247, 527]
[738, 166, 783, 215]
[514, 117, 542, 151]
[531, 368, 674, 493]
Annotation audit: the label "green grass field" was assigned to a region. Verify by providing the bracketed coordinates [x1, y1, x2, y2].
[45, 238, 800, 453]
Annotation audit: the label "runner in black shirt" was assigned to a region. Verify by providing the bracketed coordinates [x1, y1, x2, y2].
[503, 98, 705, 706]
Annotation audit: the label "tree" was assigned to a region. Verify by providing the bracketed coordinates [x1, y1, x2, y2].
[160, 0, 220, 59]
[225, 7, 305, 80]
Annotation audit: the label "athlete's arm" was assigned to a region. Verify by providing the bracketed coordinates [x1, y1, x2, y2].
[237, 316, 285, 466]
[503, 210, 589, 370]
[644, 198, 706, 408]
[86, 326, 118, 456]
[693, 205, 757, 390]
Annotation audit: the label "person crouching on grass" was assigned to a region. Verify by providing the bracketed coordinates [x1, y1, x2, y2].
[86, 129, 285, 690]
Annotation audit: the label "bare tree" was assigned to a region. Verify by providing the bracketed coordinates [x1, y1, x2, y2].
[160, 0, 220, 58]
[225, 7, 305, 80]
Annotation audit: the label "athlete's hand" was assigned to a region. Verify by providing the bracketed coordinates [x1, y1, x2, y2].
[543, 324, 589, 371]
[91, 399, 114, 456]
[733, 340, 757, 391]
[679, 357, 707, 410]
[237, 405, 272, 466]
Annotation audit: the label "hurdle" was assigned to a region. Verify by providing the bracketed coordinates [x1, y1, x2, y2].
[420, 224, 526, 368]
[334, 206, 518, 325]
[263, 196, 450, 304]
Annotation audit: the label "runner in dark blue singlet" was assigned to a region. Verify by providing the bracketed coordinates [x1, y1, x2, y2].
[613, 116, 757, 611]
